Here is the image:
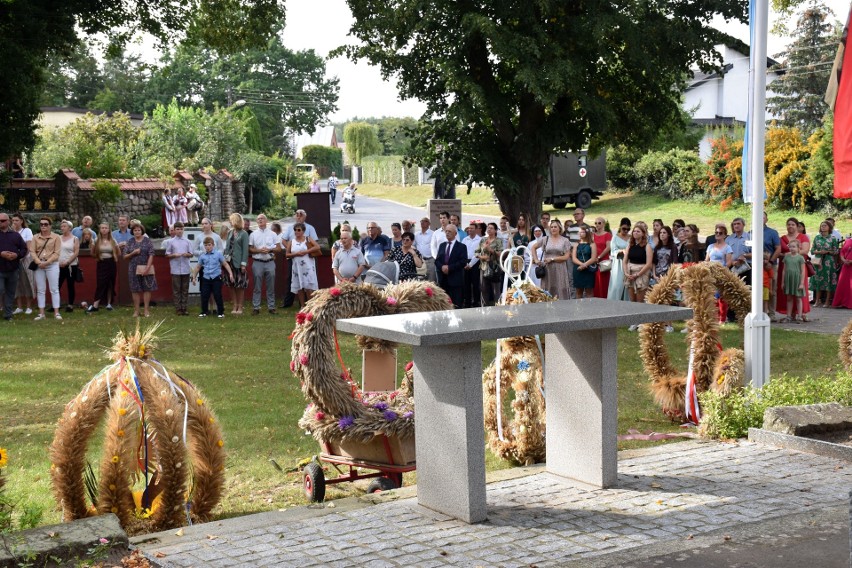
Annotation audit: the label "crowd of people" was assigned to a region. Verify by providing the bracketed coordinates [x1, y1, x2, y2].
[331, 208, 852, 326]
[2, 206, 851, 323]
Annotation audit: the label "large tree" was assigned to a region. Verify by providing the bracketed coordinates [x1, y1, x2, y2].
[147, 29, 338, 153]
[339, 0, 745, 221]
[0, 0, 284, 160]
[767, 3, 839, 135]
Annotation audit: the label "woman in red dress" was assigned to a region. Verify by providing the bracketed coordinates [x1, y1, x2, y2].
[592, 217, 612, 298]
[833, 238, 852, 309]
[776, 217, 810, 316]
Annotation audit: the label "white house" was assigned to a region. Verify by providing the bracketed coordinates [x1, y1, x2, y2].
[684, 40, 784, 159]
[292, 125, 338, 160]
[38, 107, 144, 129]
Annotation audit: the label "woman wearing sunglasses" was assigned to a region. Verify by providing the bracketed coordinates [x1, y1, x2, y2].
[30, 217, 62, 320]
[606, 217, 631, 301]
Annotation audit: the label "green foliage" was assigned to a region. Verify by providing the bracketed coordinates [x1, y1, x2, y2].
[332, 117, 419, 155]
[0, 0, 285, 159]
[343, 122, 381, 165]
[338, 0, 745, 221]
[361, 156, 419, 185]
[767, 4, 840, 135]
[605, 145, 643, 191]
[90, 180, 122, 208]
[232, 151, 273, 212]
[700, 373, 852, 440]
[134, 99, 249, 176]
[806, 112, 841, 207]
[301, 145, 343, 176]
[632, 149, 705, 199]
[147, 26, 338, 153]
[30, 112, 139, 178]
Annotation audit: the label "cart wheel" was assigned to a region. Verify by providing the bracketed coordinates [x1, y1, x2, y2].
[303, 462, 325, 502]
[367, 476, 398, 494]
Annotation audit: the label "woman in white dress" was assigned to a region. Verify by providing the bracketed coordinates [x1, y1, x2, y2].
[527, 225, 546, 287]
[607, 217, 631, 301]
[286, 222, 320, 308]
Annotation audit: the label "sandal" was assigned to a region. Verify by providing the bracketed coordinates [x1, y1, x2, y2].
[778, 317, 791, 323]
[800, 316, 810, 322]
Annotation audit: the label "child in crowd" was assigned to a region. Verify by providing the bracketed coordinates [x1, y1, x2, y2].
[781, 239, 808, 323]
[762, 252, 773, 316]
[192, 237, 234, 318]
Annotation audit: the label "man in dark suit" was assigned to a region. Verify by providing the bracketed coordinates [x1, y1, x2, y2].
[436, 224, 467, 308]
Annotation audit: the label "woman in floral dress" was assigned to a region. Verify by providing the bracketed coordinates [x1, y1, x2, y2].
[286, 222, 320, 308]
[811, 220, 839, 307]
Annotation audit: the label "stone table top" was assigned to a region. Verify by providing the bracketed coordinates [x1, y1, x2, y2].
[337, 298, 693, 346]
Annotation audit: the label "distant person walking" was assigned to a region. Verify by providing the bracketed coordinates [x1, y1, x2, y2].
[328, 171, 339, 204]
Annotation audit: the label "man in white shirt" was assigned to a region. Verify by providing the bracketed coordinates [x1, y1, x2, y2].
[497, 216, 513, 249]
[462, 222, 482, 307]
[429, 211, 450, 277]
[332, 231, 366, 283]
[249, 214, 280, 315]
[328, 172, 339, 205]
[415, 217, 435, 282]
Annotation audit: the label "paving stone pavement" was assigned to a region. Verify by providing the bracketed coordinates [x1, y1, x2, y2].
[133, 440, 851, 567]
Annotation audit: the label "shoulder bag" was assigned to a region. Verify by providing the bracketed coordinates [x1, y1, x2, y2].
[534, 237, 548, 279]
[28, 237, 49, 270]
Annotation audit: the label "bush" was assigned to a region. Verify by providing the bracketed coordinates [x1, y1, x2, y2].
[332, 222, 361, 242]
[605, 144, 643, 191]
[698, 135, 743, 205]
[764, 125, 811, 211]
[264, 182, 299, 220]
[361, 155, 418, 185]
[301, 145, 343, 178]
[699, 373, 852, 439]
[633, 148, 705, 199]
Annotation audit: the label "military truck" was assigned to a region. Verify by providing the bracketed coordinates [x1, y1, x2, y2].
[543, 150, 606, 210]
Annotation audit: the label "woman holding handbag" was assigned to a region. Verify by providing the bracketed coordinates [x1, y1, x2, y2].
[475, 222, 503, 306]
[124, 222, 157, 317]
[812, 221, 839, 307]
[592, 217, 612, 298]
[30, 217, 62, 320]
[85, 222, 120, 312]
[531, 220, 572, 301]
[286, 222, 320, 309]
[57, 220, 80, 312]
[571, 224, 598, 299]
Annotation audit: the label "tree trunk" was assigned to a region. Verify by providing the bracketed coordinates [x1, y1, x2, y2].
[494, 174, 544, 227]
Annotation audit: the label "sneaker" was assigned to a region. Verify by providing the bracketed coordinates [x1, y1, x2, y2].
[680, 328, 688, 333]
[665, 325, 674, 333]
[268, 309, 277, 315]
[25, 308, 32, 315]
[198, 313, 207, 318]
[65, 306, 73, 313]
[12, 308, 23, 315]
[217, 314, 225, 318]
[628, 324, 638, 332]
[34, 314, 45, 321]
[86, 305, 99, 313]
[55, 313, 63, 320]
[106, 304, 113, 311]
[252, 308, 260, 315]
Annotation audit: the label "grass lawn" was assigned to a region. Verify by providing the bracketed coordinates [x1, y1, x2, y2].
[0, 305, 845, 527]
[357, 183, 852, 237]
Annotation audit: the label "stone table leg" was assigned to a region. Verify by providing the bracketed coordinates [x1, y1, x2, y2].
[545, 328, 617, 487]
[412, 342, 486, 523]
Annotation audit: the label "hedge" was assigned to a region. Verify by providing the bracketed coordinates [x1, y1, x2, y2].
[301, 145, 343, 178]
[361, 155, 419, 185]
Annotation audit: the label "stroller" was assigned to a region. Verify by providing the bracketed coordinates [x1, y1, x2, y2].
[340, 184, 357, 214]
[363, 260, 400, 290]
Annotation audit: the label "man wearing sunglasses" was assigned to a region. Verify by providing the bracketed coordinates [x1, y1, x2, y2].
[0, 214, 27, 321]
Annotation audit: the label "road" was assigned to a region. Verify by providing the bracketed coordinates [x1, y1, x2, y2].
[325, 184, 499, 233]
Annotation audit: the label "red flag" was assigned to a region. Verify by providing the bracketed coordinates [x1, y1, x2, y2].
[828, 5, 852, 198]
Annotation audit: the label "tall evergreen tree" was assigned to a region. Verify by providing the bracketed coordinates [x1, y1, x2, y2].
[767, 3, 840, 135]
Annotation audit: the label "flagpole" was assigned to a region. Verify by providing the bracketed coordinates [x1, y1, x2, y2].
[744, 0, 770, 388]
